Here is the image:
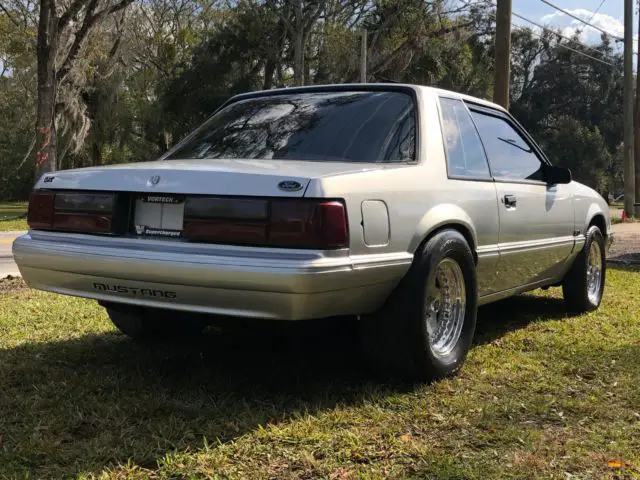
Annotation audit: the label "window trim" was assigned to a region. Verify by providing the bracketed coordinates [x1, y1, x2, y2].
[436, 96, 494, 182]
[465, 101, 550, 185]
[160, 85, 421, 165]
[493, 177, 548, 187]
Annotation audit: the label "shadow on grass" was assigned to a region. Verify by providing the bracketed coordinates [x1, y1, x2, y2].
[0, 293, 619, 477]
[607, 263, 640, 272]
[0, 318, 391, 476]
[474, 294, 571, 346]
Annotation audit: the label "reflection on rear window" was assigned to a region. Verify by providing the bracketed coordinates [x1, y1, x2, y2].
[165, 91, 416, 163]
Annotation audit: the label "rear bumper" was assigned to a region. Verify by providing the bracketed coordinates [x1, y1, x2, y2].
[13, 231, 412, 320]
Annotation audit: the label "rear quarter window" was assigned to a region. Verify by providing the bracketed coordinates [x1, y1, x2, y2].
[438, 97, 491, 179]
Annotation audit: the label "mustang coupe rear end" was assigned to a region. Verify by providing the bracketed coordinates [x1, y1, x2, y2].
[13, 84, 611, 381]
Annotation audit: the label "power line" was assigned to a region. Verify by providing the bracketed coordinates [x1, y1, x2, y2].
[511, 10, 616, 62]
[582, 0, 607, 32]
[459, 0, 620, 67]
[538, 0, 623, 41]
[513, 23, 617, 66]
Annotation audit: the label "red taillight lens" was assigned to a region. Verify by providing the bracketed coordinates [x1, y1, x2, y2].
[52, 192, 115, 233]
[183, 198, 349, 249]
[270, 200, 348, 248]
[54, 192, 115, 213]
[28, 191, 116, 234]
[52, 212, 113, 233]
[27, 191, 55, 229]
[183, 220, 268, 244]
[183, 197, 269, 243]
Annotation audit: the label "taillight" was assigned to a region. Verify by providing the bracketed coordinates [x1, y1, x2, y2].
[270, 200, 348, 248]
[183, 198, 348, 249]
[27, 191, 55, 229]
[183, 197, 269, 244]
[52, 212, 113, 233]
[53, 193, 115, 233]
[27, 191, 116, 234]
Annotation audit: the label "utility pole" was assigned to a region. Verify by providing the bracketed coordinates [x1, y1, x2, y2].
[360, 30, 367, 83]
[635, 1, 640, 217]
[493, 0, 512, 109]
[624, 0, 635, 217]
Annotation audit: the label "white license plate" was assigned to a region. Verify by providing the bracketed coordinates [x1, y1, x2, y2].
[133, 195, 185, 238]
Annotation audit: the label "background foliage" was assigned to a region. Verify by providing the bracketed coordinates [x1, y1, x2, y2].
[0, 0, 625, 200]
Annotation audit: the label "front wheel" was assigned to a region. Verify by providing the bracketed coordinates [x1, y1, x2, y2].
[562, 225, 606, 313]
[360, 229, 478, 382]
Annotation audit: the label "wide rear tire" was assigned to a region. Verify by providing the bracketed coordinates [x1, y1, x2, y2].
[360, 229, 478, 382]
[104, 304, 208, 341]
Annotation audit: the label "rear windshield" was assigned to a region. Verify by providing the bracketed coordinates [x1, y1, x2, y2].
[165, 91, 416, 163]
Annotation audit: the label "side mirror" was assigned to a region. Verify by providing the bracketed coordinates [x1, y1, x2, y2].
[545, 165, 572, 185]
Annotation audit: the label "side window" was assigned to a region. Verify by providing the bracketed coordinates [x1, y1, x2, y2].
[469, 110, 544, 182]
[439, 98, 491, 179]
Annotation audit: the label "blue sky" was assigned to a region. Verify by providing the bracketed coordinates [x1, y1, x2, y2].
[458, 0, 636, 54]
[510, 0, 633, 51]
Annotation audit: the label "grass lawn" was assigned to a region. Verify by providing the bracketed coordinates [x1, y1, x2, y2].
[0, 201, 27, 231]
[0, 270, 639, 479]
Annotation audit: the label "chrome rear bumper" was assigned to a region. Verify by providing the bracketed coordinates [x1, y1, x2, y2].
[13, 231, 412, 320]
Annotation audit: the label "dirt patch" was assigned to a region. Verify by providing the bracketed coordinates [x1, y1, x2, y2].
[0, 276, 27, 294]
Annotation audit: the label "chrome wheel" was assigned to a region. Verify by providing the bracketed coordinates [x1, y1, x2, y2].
[586, 240, 603, 304]
[425, 258, 466, 357]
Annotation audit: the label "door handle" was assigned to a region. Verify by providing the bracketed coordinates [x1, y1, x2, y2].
[503, 194, 517, 208]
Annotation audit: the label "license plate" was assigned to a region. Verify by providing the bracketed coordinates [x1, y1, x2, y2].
[133, 194, 185, 238]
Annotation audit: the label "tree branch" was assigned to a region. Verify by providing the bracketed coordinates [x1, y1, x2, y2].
[303, 1, 324, 31]
[56, 0, 99, 83]
[0, 1, 21, 27]
[107, 12, 126, 60]
[16, 135, 37, 171]
[57, 0, 134, 85]
[92, 0, 135, 19]
[58, 0, 89, 32]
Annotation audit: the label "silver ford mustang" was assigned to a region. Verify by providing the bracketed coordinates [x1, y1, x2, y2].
[13, 84, 612, 381]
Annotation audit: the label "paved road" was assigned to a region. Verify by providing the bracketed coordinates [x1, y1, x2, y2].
[608, 222, 640, 263]
[1, 223, 638, 279]
[0, 231, 24, 278]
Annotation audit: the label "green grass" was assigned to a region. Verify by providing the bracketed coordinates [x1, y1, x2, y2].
[0, 201, 27, 231]
[1, 270, 639, 479]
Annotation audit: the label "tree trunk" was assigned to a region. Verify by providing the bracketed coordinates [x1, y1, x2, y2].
[91, 141, 102, 167]
[635, 8, 640, 215]
[264, 58, 276, 90]
[276, 62, 284, 87]
[303, 30, 311, 85]
[293, 0, 304, 86]
[293, 32, 304, 86]
[304, 55, 310, 85]
[34, 0, 58, 181]
[35, 79, 58, 178]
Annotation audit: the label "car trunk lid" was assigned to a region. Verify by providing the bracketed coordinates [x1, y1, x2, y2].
[35, 159, 385, 197]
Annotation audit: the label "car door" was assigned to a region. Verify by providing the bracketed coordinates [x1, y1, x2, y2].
[437, 97, 501, 297]
[468, 105, 575, 292]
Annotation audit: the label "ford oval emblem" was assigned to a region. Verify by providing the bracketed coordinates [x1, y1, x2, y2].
[278, 180, 303, 192]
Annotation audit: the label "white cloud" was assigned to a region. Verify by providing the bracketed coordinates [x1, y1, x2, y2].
[558, 26, 587, 43]
[540, 9, 624, 43]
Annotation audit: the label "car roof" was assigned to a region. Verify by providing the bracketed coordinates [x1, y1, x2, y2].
[226, 83, 507, 114]
[423, 85, 507, 113]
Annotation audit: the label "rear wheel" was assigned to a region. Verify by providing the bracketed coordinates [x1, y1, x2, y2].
[562, 225, 606, 313]
[360, 229, 478, 382]
[103, 304, 208, 341]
